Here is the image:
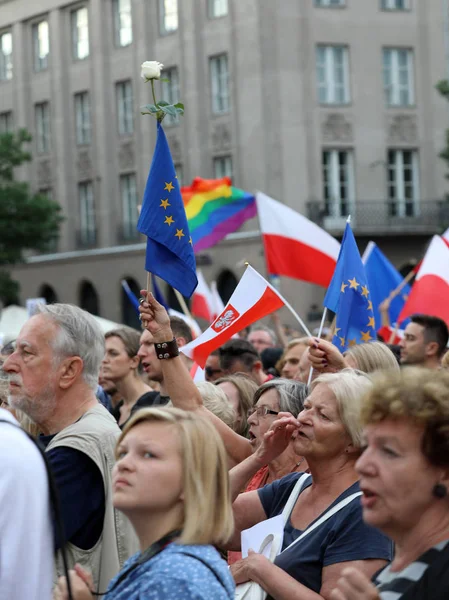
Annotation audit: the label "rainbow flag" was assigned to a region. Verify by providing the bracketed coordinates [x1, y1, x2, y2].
[182, 177, 256, 252]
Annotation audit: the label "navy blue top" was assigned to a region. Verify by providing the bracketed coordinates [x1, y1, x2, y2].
[258, 473, 393, 594]
[104, 543, 235, 599]
[40, 434, 105, 550]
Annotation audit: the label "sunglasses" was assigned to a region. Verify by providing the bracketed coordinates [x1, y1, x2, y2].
[205, 366, 223, 378]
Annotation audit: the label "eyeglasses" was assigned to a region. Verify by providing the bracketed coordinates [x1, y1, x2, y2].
[247, 406, 280, 419]
[205, 366, 223, 378]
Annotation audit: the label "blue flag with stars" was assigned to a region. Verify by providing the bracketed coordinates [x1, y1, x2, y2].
[137, 122, 198, 298]
[324, 221, 376, 351]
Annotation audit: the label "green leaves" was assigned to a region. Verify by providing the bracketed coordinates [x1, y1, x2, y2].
[140, 102, 185, 121]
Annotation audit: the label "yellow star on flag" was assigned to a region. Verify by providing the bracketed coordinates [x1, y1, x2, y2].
[189, 237, 193, 245]
[160, 199, 170, 209]
[348, 277, 360, 290]
[367, 316, 375, 328]
[334, 327, 341, 336]
[361, 330, 373, 342]
[164, 181, 175, 192]
[348, 339, 357, 347]
[340, 282, 347, 293]
[339, 336, 346, 347]
[175, 228, 185, 239]
[367, 300, 373, 311]
[361, 286, 369, 298]
[164, 215, 174, 226]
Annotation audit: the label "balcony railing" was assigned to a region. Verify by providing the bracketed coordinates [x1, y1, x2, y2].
[306, 200, 449, 235]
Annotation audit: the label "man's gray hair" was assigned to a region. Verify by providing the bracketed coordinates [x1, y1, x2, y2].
[249, 323, 277, 345]
[34, 303, 105, 391]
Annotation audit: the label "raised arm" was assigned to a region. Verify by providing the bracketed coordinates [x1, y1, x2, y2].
[139, 291, 252, 466]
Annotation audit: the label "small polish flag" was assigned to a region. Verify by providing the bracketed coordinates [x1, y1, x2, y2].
[180, 265, 286, 367]
[210, 281, 225, 321]
[377, 325, 404, 345]
[190, 362, 205, 382]
[191, 270, 214, 322]
[399, 235, 449, 327]
[256, 192, 340, 288]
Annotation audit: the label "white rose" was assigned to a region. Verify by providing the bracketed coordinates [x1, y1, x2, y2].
[141, 61, 164, 81]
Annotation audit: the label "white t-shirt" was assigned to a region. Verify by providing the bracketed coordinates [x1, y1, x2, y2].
[0, 409, 53, 600]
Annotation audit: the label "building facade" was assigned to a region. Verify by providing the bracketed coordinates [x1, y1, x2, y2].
[0, 0, 448, 329]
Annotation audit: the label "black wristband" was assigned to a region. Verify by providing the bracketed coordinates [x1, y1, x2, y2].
[155, 338, 179, 360]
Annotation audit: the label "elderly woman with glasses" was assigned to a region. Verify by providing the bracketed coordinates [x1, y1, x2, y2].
[331, 368, 449, 600]
[225, 369, 393, 599]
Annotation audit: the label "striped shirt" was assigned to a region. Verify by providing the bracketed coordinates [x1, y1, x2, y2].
[374, 538, 449, 599]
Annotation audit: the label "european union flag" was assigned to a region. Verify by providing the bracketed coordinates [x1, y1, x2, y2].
[362, 242, 410, 329]
[324, 221, 376, 351]
[137, 122, 198, 298]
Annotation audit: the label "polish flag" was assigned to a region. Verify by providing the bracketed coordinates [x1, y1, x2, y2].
[210, 281, 225, 320]
[190, 362, 205, 382]
[256, 192, 340, 288]
[180, 265, 286, 367]
[398, 235, 449, 327]
[377, 325, 404, 345]
[191, 270, 214, 322]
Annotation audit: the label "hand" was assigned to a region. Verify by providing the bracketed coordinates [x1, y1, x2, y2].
[230, 550, 269, 585]
[53, 569, 93, 600]
[139, 290, 172, 342]
[308, 339, 346, 373]
[330, 567, 381, 600]
[255, 413, 299, 464]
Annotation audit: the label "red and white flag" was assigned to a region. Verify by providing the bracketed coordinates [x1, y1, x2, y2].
[191, 270, 214, 322]
[190, 362, 205, 382]
[399, 235, 449, 327]
[180, 265, 285, 367]
[256, 192, 340, 288]
[210, 280, 225, 320]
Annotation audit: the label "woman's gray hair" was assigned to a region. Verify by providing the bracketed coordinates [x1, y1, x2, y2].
[254, 378, 308, 417]
[34, 303, 105, 391]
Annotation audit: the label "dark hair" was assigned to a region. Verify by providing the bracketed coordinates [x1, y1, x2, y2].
[218, 339, 260, 372]
[261, 347, 283, 376]
[170, 316, 193, 344]
[411, 314, 449, 358]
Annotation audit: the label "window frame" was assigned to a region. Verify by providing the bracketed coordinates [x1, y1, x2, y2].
[316, 45, 350, 105]
[314, 0, 346, 7]
[0, 30, 13, 81]
[0, 110, 13, 133]
[383, 47, 415, 107]
[116, 80, 134, 135]
[159, 0, 179, 35]
[32, 19, 50, 73]
[213, 155, 233, 180]
[380, 0, 410, 11]
[120, 172, 139, 239]
[71, 6, 89, 60]
[208, 0, 228, 18]
[161, 66, 180, 126]
[35, 101, 51, 155]
[74, 91, 91, 146]
[210, 53, 230, 115]
[78, 180, 96, 245]
[387, 149, 420, 217]
[322, 148, 355, 220]
[113, 0, 133, 47]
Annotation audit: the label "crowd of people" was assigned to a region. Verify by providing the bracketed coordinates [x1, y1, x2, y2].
[2, 296, 449, 599]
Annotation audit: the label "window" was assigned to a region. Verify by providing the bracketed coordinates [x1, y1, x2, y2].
[160, 0, 178, 34]
[208, 0, 228, 18]
[71, 7, 89, 60]
[35, 102, 51, 154]
[381, 0, 409, 9]
[383, 48, 414, 106]
[120, 173, 139, 240]
[38, 187, 53, 200]
[316, 46, 350, 104]
[78, 181, 96, 245]
[0, 31, 13, 80]
[315, 0, 345, 6]
[113, 0, 132, 47]
[322, 150, 354, 219]
[210, 54, 230, 114]
[214, 156, 233, 179]
[161, 67, 180, 125]
[174, 164, 183, 187]
[32, 20, 49, 72]
[74, 92, 91, 145]
[116, 80, 133, 135]
[0, 111, 13, 133]
[387, 150, 419, 217]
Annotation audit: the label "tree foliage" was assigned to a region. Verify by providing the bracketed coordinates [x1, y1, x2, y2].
[0, 129, 63, 305]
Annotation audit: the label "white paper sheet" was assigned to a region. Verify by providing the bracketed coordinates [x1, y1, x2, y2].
[241, 515, 284, 559]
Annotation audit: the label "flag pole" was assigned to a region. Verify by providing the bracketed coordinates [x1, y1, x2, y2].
[307, 307, 328, 386]
[174, 289, 194, 320]
[387, 268, 415, 300]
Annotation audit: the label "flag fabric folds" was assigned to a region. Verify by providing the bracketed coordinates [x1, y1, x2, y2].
[324, 222, 376, 352]
[398, 235, 449, 327]
[362, 242, 411, 329]
[191, 270, 214, 322]
[180, 266, 285, 367]
[121, 280, 140, 314]
[137, 122, 197, 298]
[210, 281, 225, 321]
[183, 177, 256, 252]
[256, 192, 340, 288]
